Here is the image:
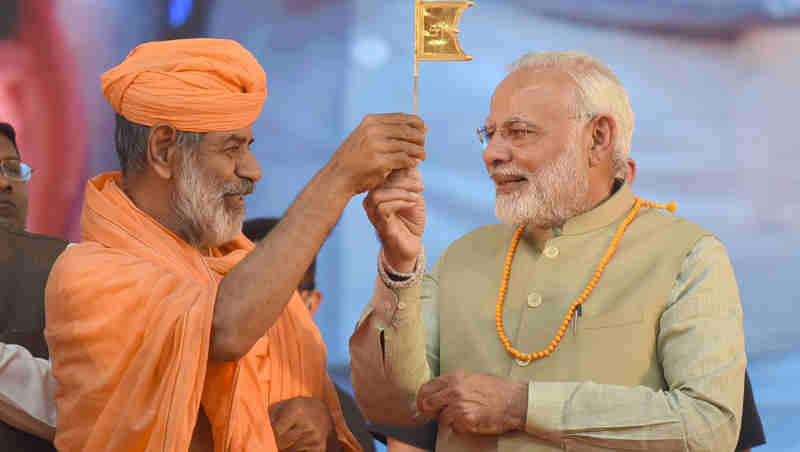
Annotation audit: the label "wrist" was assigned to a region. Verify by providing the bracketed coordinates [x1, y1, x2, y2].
[318, 160, 357, 200]
[383, 249, 418, 273]
[378, 247, 425, 289]
[505, 380, 529, 432]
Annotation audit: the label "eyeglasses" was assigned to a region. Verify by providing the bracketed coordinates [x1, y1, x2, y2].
[0, 160, 34, 182]
[477, 114, 595, 149]
[477, 120, 537, 149]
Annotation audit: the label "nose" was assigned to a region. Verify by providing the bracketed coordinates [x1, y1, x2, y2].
[482, 137, 513, 171]
[236, 148, 262, 184]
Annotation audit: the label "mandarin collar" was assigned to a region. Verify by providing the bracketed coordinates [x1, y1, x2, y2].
[559, 180, 635, 236]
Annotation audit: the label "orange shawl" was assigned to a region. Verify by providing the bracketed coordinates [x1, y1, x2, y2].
[45, 172, 360, 452]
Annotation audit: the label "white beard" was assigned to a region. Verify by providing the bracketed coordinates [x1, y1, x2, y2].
[493, 137, 591, 228]
[170, 152, 246, 249]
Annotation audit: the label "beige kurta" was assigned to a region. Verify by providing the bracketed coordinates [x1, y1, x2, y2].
[350, 184, 746, 452]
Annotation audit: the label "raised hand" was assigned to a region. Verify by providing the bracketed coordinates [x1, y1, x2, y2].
[327, 113, 427, 197]
[268, 396, 340, 452]
[363, 167, 425, 272]
[416, 371, 528, 436]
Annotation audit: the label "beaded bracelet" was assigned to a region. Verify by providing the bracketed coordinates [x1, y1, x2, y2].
[377, 247, 426, 289]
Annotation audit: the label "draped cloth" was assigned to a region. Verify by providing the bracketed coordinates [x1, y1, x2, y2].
[45, 172, 360, 452]
[101, 38, 267, 132]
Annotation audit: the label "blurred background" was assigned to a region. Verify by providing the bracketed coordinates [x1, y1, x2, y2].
[1, 0, 798, 449]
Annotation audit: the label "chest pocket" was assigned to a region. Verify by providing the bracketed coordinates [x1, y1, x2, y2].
[578, 296, 644, 329]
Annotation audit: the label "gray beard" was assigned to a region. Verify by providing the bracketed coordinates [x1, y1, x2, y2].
[493, 139, 591, 228]
[170, 153, 245, 250]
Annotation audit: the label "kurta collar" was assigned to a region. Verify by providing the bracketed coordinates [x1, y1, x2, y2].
[560, 180, 635, 236]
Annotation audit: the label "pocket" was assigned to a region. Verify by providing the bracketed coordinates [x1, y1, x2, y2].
[578, 298, 644, 329]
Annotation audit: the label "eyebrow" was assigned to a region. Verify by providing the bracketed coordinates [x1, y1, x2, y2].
[505, 115, 533, 124]
[223, 135, 255, 146]
[490, 116, 540, 131]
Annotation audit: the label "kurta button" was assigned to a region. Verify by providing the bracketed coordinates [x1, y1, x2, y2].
[543, 246, 559, 258]
[515, 358, 532, 367]
[527, 292, 542, 308]
[397, 301, 407, 310]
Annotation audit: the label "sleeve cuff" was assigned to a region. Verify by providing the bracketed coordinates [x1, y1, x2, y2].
[524, 382, 576, 444]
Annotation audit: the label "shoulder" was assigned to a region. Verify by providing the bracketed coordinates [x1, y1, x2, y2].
[629, 208, 720, 259]
[46, 242, 197, 319]
[49, 241, 143, 287]
[636, 207, 713, 239]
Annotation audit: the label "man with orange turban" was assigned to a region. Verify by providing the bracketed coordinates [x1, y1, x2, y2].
[44, 38, 427, 452]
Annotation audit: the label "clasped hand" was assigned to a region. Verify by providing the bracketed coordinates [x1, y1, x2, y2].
[269, 396, 338, 452]
[416, 371, 528, 435]
[331, 113, 427, 198]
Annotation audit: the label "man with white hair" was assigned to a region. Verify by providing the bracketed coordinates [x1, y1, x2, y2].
[350, 51, 746, 451]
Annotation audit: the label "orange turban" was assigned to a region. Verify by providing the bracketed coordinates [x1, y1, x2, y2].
[101, 38, 267, 132]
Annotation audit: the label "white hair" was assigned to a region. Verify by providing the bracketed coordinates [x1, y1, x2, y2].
[508, 51, 634, 175]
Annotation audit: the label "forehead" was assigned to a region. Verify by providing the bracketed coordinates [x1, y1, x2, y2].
[203, 125, 254, 146]
[0, 134, 17, 159]
[488, 70, 578, 124]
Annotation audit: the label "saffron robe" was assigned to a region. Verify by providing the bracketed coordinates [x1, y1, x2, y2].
[45, 172, 360, 452]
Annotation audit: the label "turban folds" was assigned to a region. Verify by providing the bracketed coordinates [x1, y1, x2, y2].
[101, 38, 267, 132]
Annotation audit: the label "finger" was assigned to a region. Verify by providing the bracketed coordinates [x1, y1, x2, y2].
[417, 378, 451, 413]
[438, 404, 460, 431]
[271, 409, 299, 439]
[419, 376, 451, 398]
[376, 200, 419, 221]
[363, 192, 388, 226]
[381, 124, 427, 146]
[422, 387, 457, 414]
[365, 113, 427, 131]
[370, 188, 422, 206]
[383, 152, 424, 173]
[290, 431, 325, 452]
[382, 168, 425, 192]
[274, 423, 305, 451]
[383, 139, 427, 160]
[364, 134, 425, 159]
[268, 400, 288, 423]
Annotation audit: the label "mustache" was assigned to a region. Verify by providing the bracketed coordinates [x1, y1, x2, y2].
[490, 163, 531, 178]
[221, 179, 255, 197]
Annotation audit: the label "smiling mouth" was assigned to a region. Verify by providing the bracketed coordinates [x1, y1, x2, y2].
[492, 175, 527, 195]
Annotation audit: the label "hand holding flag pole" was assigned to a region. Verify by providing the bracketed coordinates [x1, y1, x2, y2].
[413, 0, 474, 115]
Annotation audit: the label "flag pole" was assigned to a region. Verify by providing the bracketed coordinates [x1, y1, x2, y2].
[413, 0, 419, 115]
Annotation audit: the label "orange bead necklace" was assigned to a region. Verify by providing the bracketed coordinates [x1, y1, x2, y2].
[495, 196, 676, 363]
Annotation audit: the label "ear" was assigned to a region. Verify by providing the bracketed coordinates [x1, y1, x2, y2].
[586, 114, 616, 168]
[308, 290, 323, 317]
[626, 158, 637, 185]
[146, 123, 180, 180]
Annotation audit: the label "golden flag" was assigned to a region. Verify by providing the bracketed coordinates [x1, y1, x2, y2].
[415, 1, 474, 61]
